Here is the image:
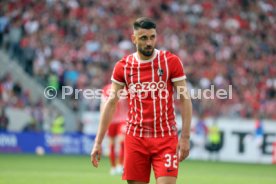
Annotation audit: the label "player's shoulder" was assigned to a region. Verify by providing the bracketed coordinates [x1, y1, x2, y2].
[161, 50, 180, 62]
[115, 54, 134, 66]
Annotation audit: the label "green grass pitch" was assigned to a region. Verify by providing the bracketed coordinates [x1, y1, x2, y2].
[0, 154, 275, 184]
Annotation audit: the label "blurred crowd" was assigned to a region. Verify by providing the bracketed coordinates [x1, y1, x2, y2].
[0, 73, 62, 132]
[0, 0, 275, 119]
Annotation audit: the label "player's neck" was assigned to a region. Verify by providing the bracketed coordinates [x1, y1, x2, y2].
[137, 49, 156, 61]
[138, 53, 152, 60]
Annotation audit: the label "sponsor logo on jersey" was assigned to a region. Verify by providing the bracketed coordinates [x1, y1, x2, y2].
[129, 81, 166, 93]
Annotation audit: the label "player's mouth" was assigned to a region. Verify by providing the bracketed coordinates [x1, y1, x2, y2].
[145, 47, 153, 51]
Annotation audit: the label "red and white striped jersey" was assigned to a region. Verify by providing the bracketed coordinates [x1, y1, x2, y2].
[111, 49, 186, 138]
[102, 84, 129, 124]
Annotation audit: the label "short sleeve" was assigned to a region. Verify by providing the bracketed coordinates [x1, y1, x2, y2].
[169, 55, 186, 82]
[111, 61, 125, 86]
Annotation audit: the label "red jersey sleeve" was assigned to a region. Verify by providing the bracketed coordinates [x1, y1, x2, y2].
[167, 53, 186, 82]
[111, 60, 125, 86]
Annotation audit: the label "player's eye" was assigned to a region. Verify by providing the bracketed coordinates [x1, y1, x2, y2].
[140, 36, 147, 41]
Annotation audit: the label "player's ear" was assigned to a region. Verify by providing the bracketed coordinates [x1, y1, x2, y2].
[131, 34, 137, 44]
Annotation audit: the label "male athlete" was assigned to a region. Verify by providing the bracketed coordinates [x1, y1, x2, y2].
[91, 17, 192, 184]
[102, 83, 128, 175]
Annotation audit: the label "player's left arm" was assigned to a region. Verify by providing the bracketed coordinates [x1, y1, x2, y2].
[173, 79, 192, 162]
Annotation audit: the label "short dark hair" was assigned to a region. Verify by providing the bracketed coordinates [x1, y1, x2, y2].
[133, 17, 156, 30]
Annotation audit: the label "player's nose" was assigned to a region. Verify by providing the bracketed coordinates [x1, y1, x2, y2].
[146, 40, 153, 46]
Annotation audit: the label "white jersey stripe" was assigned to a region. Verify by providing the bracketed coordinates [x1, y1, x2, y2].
[124, 56, 129, 86]
[123, 56, 131, 134]
[158, 51, 164, 137]
[132, 55, 139, 136]
[178, 57, 185, 71]
[164, 51, 171, 136]
[137, 57, 143, 137]
[133, 96, 138, 136]
[134, 99, 138, 125]
[133, 125, 137, 136]
[127, 56, 134, 135]
[151, 55, 157, 138]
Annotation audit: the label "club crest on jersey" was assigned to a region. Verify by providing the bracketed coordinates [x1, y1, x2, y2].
[157, 68, 164, 76]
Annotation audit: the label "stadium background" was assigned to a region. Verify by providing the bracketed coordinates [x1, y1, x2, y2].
[0, 0, 276, 184]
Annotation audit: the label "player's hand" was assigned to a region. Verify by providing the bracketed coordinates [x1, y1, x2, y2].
[90, 142, 102, 168]
[178, 137, 190, 162]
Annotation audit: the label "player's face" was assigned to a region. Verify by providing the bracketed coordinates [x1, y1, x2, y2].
[132, 28, 157, 58]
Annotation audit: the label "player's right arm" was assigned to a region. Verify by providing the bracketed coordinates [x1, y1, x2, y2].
[168, 52, 192, 161]
[91, 82, 124, 167]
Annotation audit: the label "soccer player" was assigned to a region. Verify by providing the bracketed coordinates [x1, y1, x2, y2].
[91, 17, 192, 184]
[193, 115, 208, 159]
[101, 83, 128, 175]
[254, 117, 264, 162]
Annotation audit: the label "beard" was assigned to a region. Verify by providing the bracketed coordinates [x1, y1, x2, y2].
[138, 46, 154, 57]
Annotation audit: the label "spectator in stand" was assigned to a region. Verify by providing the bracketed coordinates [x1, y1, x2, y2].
[0, 107, 9, 131]
[0, 74, 49, 132]
[254, 116, 264, 162]
[193, 114, 208, 159]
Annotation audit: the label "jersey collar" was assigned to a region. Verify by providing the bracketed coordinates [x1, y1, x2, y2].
[134, 49, 159, 63]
